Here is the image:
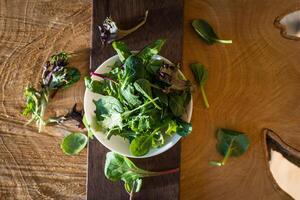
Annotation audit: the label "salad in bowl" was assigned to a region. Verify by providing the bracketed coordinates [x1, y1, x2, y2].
[84, 39, 192, 157]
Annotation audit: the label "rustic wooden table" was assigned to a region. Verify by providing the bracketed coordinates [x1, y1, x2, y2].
[1, 0, 299, 199]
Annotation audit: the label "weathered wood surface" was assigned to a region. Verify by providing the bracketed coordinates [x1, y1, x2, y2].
[88, 0, 183, 199]
[0, 0, 91, 199]
[181, 0, 300, 199]
[1, 0, 300, 200]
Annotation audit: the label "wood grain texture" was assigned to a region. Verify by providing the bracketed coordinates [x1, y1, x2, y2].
[0, 0, 91, 199]
[1, 0, 300, 199]
[181, 0, 300, 199]
[88, 0, 183, 199]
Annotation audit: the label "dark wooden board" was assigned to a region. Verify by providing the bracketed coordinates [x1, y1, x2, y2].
[87, 0, 183, 199]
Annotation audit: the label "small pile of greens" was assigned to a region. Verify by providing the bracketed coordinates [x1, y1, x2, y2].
[210, 129, 250, 166]
[85, 39, 192, 156]
[23, 52, 80, 132]
[105, 151, 178, 198]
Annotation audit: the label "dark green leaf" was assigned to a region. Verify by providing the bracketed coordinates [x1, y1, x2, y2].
[112, 41, 132, 63]
[168, 93, 186, 117]
[216, 129, 250, 157]
[146, 59, 163, 75]
[137, 39, 166, 63]
[134, 79, 161, 109]
[190, 63, 209, 108]
[153, 88, 168, 106]
[211, 129, 250, 166]
[122, 55, 145, 85]
[60, 132, 88, 155]
[175, 119, 192, 137]
[192, 19, 232, 44]
[190, 63, 208, 86]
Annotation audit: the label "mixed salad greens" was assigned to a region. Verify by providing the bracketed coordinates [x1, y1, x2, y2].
[85, 39, 192, 156]
[23, 52, 80, 132]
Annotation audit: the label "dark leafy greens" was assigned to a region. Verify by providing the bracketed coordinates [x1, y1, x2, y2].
[190, 63, 209, 108]
[210, 129, 250, 166]
[86, 39, 192, 156]
[104, 152, 179, 198]
[23, 52, 80, 132]
[192, 19, 232, 45]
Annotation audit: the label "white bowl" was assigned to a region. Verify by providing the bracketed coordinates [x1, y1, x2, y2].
[84, 54, 193, 158]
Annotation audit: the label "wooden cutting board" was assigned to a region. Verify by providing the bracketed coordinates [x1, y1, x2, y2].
[87, 0, 183, 199]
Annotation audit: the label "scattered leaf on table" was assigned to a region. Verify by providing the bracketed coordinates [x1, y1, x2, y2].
[192, 19, 232, 44]
[61, 132, 88, 155]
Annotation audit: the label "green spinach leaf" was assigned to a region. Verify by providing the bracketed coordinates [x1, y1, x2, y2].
[175, 119, 192, 137]
[122, 55, 145, 86]
[210, 129, 250, 166]
[60, 132, 88, 155]
[134, 79, 161, 109]
[168, 93, 186, 117]
[192, 19, 232, 44]
[130, 135, 153, 156]
[137, 39, 166, 63]
[190, 63, 209, 108]
[112, 41, 132, 62]
[104, 152, 179, 197]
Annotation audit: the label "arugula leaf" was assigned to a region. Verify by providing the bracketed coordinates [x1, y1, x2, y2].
[134, 79, 161, 109]
[23, 86, 40, 116]
[60, 132, 88, 155]
[192, 19, 232, 45]
[112, 41, 132, 62]
[137, 39, 166, 63]
[104, 152, 179, 197]
[210, 129, 250, 166]
[190, 63, 209, 108]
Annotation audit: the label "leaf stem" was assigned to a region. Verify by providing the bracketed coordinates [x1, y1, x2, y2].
[90, 71, 118, 84]
[200, 85, 209, 108]
[214, 39, 232, 44]
[136, 167, 179, 177]
[220, 141, 233, 165]
[210, 139, 234, 166]
[122, 97, 159, 117]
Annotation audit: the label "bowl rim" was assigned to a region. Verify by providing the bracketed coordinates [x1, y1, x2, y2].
[84, 54, 193, 158]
